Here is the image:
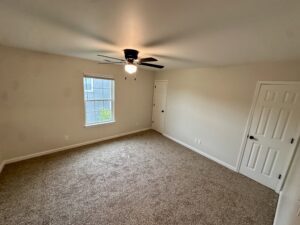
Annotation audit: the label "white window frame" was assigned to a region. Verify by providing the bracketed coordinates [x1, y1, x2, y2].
[83, 75, 115, 127]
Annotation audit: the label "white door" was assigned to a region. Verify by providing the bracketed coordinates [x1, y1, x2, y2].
[152, 81, 168, 133]
[240, 83, 300, 191]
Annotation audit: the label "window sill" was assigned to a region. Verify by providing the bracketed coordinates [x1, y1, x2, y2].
[84, 120, 116, 128]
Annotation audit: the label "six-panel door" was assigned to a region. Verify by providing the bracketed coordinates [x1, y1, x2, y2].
[240, 84, 300, 190]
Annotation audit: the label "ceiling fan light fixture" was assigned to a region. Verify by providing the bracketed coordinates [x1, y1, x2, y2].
[97, 49, 164, 73]
[125, 63, 137, 74]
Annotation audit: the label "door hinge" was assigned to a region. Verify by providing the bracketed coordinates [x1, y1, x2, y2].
[278, 174, 282, 180]
[291, 138, 294, 144]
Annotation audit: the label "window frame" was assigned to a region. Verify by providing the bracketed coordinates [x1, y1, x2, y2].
[83, 75, 115, 127]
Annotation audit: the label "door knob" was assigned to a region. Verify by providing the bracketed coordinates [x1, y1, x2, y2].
[248, 135, 255, 140]
[161, 110, 164, 113]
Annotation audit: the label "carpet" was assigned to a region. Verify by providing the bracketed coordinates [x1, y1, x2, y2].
[0, 130, 278, 225]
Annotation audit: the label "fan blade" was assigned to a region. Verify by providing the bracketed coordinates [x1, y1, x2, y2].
[97, 54, 125, 61]
[98, 62, 124, 64]
[139, 62, 164, 68]
[103, 59, 122, 63]
[140, 57, 158, 63]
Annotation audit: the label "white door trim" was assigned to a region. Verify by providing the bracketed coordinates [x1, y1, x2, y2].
[236, 80, 300, 192]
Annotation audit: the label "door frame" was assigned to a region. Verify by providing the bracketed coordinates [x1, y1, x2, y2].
[236, 81, 300, 192]
[152, 80, 168, 133]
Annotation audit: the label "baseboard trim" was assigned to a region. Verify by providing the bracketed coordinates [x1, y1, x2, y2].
[2, 128, 151, 168]
[163, 133, 237, 172]
[1, 128, 237, 174]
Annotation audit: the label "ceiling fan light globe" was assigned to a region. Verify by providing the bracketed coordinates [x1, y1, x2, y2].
[125, 64, 137, 74]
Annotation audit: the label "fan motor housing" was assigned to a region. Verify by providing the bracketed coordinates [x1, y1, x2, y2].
[124, 49, 139, 61]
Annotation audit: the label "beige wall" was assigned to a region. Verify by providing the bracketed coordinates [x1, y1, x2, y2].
[155, 63, 300, 168]
[155, 63, 300, 225]
[0, 45, 154, 160]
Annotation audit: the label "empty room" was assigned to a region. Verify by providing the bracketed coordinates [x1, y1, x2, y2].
[0, 0, 300, 225]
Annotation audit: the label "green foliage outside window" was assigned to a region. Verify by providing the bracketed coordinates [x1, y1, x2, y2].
[99, 109, 112, 121]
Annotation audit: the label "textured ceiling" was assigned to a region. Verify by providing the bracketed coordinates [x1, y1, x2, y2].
[0, 0, 299, 69]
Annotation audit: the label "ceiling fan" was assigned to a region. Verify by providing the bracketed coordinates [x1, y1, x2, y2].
[97, 49, 164, 74]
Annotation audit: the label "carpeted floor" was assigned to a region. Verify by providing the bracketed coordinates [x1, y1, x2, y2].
[0, 130, 278, 225]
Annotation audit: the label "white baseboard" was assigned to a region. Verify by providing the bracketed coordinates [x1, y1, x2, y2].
[163, 133, 237, 172]
[2, 128, 151, 168]
[1, 128, 237, 174]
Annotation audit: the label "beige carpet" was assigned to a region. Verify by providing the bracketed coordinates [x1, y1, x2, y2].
[0, 130, 278, 225]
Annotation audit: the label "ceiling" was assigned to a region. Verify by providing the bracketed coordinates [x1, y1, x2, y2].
[0, 0, 299, 69]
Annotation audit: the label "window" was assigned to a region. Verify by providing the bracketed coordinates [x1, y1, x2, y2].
[83, 76, 115, 126]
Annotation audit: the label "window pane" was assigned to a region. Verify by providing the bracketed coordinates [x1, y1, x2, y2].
[103, 89, 111, 99]
[99, 108, 112, 122]
[94, 100, 101, 110]
[83, 77, 114, 125]
[85, 101, 94, 112]
[103, 100, 111, 110]
[86, 92, 94, 100]
[93, 79, 102, 89]
[103, 80, 110, 88]
[86, 112, 96, 124]
[94, 89, 101, 100]
[84, 78, 93, 91]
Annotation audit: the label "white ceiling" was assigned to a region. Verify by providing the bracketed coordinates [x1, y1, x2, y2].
[0, 0, 300, 69]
